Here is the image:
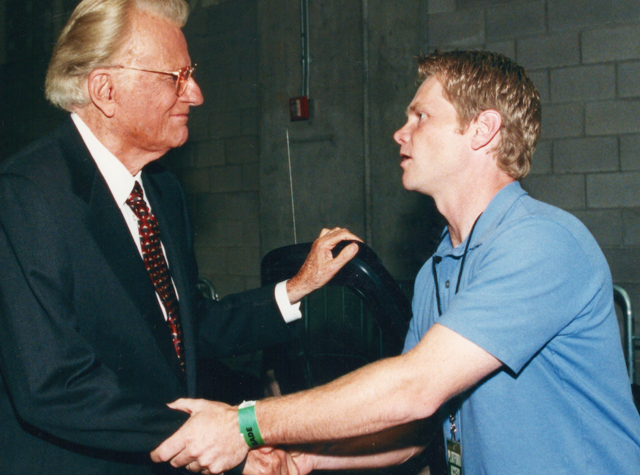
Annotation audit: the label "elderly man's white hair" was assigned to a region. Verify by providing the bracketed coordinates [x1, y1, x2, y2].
[45, 0, 189, 111]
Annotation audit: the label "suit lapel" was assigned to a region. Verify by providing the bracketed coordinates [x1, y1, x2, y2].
[60, 120, 187, 386]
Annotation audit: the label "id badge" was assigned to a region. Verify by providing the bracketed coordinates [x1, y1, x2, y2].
[446, 439, 462, 475]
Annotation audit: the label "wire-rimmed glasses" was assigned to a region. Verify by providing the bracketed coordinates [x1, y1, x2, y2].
[107, 64, 196, 96]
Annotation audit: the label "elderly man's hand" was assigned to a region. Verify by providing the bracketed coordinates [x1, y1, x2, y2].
[286, 227, 362, 304]
[151, 398, 246, 474]
[243, 447, 300, 475]
[289, 452, 314, 475]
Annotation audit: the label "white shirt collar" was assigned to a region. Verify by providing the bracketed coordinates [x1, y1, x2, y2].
[70, 113, 141, 206]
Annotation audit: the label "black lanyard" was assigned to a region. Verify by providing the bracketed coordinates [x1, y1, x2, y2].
[432, 213, 482, 317]
[431, 213, 483, 459]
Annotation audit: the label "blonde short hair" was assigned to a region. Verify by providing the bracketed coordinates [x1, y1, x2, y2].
[45, 0, 189, 111]
[418, 50, 541, 180]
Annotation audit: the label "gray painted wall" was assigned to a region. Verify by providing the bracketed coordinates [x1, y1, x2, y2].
[257, 0, 443, 287]
[166, 0, 265, 297]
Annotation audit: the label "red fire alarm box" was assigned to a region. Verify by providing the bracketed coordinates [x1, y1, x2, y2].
[289, 96, 310, 121]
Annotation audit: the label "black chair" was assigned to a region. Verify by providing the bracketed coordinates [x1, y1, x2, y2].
[260, 240, 412, 394]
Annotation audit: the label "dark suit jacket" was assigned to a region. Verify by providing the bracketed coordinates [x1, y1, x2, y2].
[0, 118, 294, 474]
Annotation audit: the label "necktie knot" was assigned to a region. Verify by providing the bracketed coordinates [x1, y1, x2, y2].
[126, 182, 149, 220]
[129, 181, 144, 201]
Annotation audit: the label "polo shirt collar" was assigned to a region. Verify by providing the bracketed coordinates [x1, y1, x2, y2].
[435, 181, 527, 258]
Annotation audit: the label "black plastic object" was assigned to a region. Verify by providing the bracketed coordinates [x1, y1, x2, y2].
[261, 241, 412, 393]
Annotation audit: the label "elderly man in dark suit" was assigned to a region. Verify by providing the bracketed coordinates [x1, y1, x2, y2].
[0, 1, 359, 474]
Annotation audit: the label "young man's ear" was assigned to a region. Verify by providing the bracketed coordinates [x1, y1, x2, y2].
[87, 69, 117, 118]
[470, 109, 502, 151]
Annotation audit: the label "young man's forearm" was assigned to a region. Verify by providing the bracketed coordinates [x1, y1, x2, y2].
[291, 419, 434, 473]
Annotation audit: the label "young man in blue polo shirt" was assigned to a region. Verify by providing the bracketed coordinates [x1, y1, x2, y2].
[152, 50, 640, 475]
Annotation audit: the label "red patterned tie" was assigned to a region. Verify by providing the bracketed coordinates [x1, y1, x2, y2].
[126, 181, 185, 375]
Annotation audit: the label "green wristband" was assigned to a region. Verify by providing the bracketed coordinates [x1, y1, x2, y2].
[238, 401, 265, 448]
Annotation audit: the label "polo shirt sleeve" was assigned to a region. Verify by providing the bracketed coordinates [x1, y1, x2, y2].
[403, 263, 435, 354]
[437, 216, 606, 375]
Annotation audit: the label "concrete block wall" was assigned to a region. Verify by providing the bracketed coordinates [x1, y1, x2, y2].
[257, 0, 368, 260]
[163, 0, 264, 297]
[257, 0, 444, 290]
[426, 0, 640, 380]
[0, 0, 69, 160]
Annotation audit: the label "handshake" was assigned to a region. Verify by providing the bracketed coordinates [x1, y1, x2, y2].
[151, 398, 310, 475]
[148, 227, 433, 475]
[151, 389, 432, 475]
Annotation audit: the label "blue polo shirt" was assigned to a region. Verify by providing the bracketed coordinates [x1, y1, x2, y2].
[403, 182, 640, 474]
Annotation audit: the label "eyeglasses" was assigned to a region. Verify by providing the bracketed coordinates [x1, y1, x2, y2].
[108, 64, 196, 96]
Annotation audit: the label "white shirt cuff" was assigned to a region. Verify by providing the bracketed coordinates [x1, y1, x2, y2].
[275, 280, 302, 323]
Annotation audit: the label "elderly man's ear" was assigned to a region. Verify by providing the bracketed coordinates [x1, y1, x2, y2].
[87, 69, 117, 118]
